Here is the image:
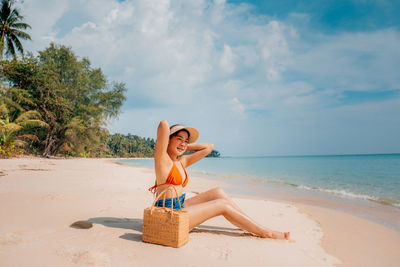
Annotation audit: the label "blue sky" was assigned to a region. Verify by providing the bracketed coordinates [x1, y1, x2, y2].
[20, 0, 400, 156]
[230, 0, 400, 31]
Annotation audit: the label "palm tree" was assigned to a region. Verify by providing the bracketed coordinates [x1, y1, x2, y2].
[0, 0, 31, 60]
[0, 104, 48, 150]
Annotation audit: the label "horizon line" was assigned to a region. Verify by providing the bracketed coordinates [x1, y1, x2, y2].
[220, 152, 400, 158]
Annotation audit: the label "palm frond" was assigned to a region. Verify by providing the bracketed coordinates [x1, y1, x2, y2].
[10, 33, 23, 54]
[0, 103, 8, 117]
[0, 1, 11, 22]
[15, 110, 41, 122]
[9, 22, 31, 30]
[9, 29, 31, 40]
[18, 119, 49, 129]
[4, 11, 20, 26]
[8, 7, 21, 22]
[16, 134, 39, 142]
[3, 97, 24, 112]
[12, 139, 27, 147]
[1, 122, 22, 133]
[5, 36, 16, 58]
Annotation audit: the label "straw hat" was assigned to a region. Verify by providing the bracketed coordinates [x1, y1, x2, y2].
[169, 125, 199, 144]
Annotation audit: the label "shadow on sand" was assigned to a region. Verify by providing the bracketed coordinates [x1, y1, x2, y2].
[87, 217, 144, 242]
[88, 217, 143, 231]
[190, 225, 255, 238]
[80, 217, 253, 242]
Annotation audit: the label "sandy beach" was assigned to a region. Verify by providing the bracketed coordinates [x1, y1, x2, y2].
[0, 158, 399, 267]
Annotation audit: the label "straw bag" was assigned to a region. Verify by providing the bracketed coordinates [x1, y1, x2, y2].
[142, 186, 189, 248]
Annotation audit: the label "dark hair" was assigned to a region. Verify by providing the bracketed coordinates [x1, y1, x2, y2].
[169, 124, 190, 140]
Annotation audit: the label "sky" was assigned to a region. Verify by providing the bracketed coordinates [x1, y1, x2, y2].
[17, 0, 400, 156]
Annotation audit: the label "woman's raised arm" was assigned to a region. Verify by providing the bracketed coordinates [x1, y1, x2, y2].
[181, 142, 214, 168]
[154, 120, 171, 162]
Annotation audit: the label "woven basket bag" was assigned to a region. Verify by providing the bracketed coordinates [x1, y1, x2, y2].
[142, 186, 189, 248]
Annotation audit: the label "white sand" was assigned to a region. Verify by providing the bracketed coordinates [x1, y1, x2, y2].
[0, 158, 398, 266]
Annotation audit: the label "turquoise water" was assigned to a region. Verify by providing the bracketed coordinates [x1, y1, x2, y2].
[121, 154, 400, 208]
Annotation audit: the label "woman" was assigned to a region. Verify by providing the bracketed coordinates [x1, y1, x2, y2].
[150, 120, 290, 240]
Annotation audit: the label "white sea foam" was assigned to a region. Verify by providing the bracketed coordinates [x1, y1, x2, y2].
[298, 185, 379, 200]
[295, 185, 400, 207]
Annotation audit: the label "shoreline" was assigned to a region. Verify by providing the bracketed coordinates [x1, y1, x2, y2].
[1, 157, 399, 266]
[118, 158, 400, 232]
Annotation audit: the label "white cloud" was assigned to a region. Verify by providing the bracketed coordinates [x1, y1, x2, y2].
[289, 29, 400, 92]
[220, 44, 235, 73]
[19, 0, 69, 49]
[266, 68, 280, 81]
[230, 97, 246, 119]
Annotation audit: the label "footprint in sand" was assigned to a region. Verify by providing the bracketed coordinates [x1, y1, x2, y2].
[58, 247, 110, 266]
[18, 164, 49, 171]
[204, 247, 232, 261]
[41, 194, 63, 200]
[99, 206, 111, 213]
[218, 248, 231, 260]
[0, 231, 23, 245]
[41, 161, 56, 165]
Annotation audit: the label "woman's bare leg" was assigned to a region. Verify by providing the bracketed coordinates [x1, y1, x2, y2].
[183, 198, 290, 239]
[186, 187, 289, 238]
[185, 187, 244, 213]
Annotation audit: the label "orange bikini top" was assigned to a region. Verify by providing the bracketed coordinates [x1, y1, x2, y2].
[148, 161, 188, 193]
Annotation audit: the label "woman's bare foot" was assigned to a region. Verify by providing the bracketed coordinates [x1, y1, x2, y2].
[285, 232, 290, 240]
[262, 230, 290, 240]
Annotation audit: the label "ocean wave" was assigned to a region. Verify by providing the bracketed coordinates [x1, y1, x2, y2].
[243, 177, 400, 208]
[298, 185, 376, 199]
[246, 177, 398, 208]
[297, 185, 400, 208]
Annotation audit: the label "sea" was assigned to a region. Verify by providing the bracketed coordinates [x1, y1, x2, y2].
[120, 153, 400, 231]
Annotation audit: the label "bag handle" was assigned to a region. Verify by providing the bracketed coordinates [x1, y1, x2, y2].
[150, 186, 183, 212]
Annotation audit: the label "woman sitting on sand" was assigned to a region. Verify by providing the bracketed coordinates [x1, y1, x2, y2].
[149, 120, 290, 239]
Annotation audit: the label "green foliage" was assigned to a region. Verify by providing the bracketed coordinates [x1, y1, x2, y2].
[0, 103, 48, 156]
[0, 0, 32, 60]
[184, 149, 221, 158]
[1, 43, 127, 156]
[0, 143, 22, 157]
[105, 133, 155, 158]
[206, 149, 221, 157]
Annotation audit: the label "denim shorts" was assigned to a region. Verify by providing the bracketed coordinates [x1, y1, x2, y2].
[155, 193, 185, 210]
